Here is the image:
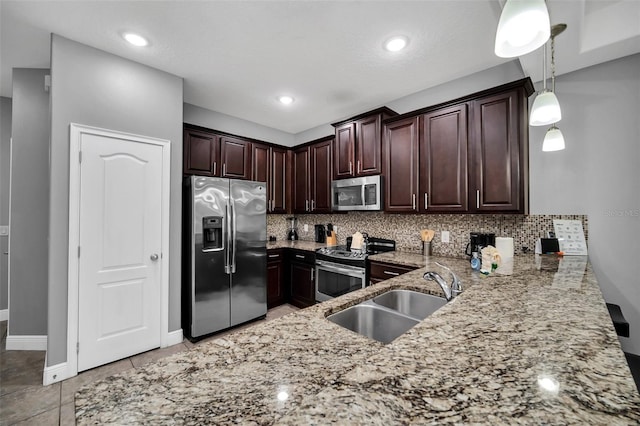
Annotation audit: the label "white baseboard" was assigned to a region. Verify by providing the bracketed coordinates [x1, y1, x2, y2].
[165, 329, 183, 347]
[0, 309, 7, 321]
[6, 334, 47, 351]
[43, 361, 71, 385]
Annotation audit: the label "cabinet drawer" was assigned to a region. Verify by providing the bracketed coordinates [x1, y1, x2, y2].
[369, 261, 417, 280]
[267, 249, 284, 263]
[287, 249, 315, 265]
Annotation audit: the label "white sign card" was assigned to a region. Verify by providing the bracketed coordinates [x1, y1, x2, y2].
[553, 219, 588, 255]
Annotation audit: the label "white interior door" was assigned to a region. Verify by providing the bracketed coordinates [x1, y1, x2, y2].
[77, 132, 163, 372]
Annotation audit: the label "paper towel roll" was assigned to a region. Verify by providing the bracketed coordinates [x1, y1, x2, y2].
[495, 237, 514, 259]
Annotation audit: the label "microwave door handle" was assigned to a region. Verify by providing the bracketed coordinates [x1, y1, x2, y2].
[361, 184, 366, 208]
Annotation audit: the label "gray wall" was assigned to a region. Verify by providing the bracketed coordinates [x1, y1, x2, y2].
[529, 53, 640, 355]
[48, 35, 183, 366]
[9, 69, 50, 335]
[184, 103, 294, 146]
[0, 96, 12, 312]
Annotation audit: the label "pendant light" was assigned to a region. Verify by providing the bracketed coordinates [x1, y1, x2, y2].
[542, 125, 565, 151]
[530, 24, 565, 126]
[494, 0, 550, 58]
[541, 24, 567, 152]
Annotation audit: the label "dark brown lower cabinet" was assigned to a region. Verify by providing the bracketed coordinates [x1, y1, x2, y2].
[368, 261, 417, 285]
[288, 250, 316, 308]
[267, 249, 285, 309]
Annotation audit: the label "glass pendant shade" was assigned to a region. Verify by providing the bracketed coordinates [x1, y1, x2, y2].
[542, 125, 565, 152]
[495, 0, 551, 58]
[530, 90, 562, 126]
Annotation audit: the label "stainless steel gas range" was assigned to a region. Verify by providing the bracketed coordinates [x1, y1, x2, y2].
[315, 237, 395, 302]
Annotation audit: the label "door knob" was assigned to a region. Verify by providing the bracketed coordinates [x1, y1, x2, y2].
[150, 253, 159, 261]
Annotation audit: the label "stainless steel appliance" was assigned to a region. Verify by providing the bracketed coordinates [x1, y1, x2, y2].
[315, 237, 395, 302]
[314, 224, 326, 243]
[464, 232, 496, 257]
[183, 176, 267, 340]
[286, 216, 299, 241]
[331, 175, 382, 211]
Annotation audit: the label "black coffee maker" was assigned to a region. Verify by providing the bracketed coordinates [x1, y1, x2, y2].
[314, 224, 326, 243]
[465, 232, 496, 257]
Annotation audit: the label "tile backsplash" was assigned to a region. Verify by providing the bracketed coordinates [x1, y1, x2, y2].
[267, 213, 588, 258]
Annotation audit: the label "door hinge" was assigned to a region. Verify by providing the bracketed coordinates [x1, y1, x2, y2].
[79, 151, 82, 163]
[78, 246, 80, 258]
[76, 342, 79, 354]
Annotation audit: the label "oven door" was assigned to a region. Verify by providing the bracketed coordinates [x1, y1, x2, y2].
[315, 260, 366, 302]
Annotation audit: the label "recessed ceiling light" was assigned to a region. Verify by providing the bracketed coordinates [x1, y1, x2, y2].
[123, 32, 149, 47]
[384, 36, 408, 52]
[278, 95, 294, 105]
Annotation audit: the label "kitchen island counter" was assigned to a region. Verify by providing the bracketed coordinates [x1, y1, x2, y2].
[75, 255, 640, 424]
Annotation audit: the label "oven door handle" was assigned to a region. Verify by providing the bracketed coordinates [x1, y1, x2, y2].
[316, 261, 365, 276]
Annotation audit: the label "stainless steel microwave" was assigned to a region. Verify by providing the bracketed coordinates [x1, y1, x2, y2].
[331, 175, 382, 211]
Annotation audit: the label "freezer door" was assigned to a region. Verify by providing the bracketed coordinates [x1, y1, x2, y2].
[191, 176, 231, 337]
[230, 180, 267, 326]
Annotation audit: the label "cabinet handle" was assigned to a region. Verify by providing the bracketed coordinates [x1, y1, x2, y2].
[383, 270, 400, 276]
[357, 160, 361, 174]
[268, 254, 279, 258]
[412, 194, 416, 210]
[349, 161, 353, 175]
[305, 200, 309, 212]
[295, 254, 305, 259]
[213, 161, 217, 175]
[424, 193, 428, 210]
[476, 190, 480, 209]
[310, 268, 314, 281]
[311, 199, 315, 211]
[223, 163, 227, 176]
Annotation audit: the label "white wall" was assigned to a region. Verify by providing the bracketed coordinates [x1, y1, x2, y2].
[48, 35, 183, 366]
[0, 96, 11, 314]
[529, 53, 640, 355]
[184, 103, 295, 146]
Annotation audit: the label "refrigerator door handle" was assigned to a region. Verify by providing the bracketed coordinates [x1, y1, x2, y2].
[225, 204, 231, 274]
[230, 198, 237, 273]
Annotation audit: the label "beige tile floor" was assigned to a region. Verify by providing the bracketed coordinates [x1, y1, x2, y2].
[0, 304, 299, 425]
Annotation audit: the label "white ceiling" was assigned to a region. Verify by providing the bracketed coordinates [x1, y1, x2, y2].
[1, 0, 639, 134]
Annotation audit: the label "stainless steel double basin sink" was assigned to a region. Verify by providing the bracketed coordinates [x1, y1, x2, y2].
[327, 289, 447, 344]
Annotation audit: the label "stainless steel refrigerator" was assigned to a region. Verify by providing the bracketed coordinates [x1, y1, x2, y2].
[183, 176, 267, 339]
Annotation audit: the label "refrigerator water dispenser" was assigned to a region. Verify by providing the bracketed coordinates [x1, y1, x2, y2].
[202, 216, 223, 251]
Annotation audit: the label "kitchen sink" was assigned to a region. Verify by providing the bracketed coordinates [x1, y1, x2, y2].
[326, 289, 448, 344]
[327, 304, 419, 344]
[372, 290, 447, 320]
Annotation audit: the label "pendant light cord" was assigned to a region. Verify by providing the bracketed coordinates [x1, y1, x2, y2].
[551, 33, 556, 93]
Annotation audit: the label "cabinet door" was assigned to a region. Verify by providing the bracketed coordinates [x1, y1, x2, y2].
[270, 147, 288, 214]
[334, 123, 355, 179]
[289, 261, 315, 308]
[292, 147, 310, 214]
[220, 135, 251, 180]
[252, 143, 270, 184]
[356, 114, 382, 176]
[383, 117, 419, 213]
[183, 128, 220, 176]
[267, 252, 284, 309]
[419, 104, 468, 212]
[310, 140, 332, 213]
[470, 90, 524, 212]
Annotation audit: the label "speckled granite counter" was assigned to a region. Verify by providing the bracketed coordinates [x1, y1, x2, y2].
[267, 240, 327, 251]
[75, 255, 640, 424]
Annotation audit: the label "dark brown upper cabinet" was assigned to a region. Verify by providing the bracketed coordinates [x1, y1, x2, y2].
[220, 135, 252, 180]
[292, 137, 333, 214]
[252, 143, 289, 213]
[469, 89, 527, 213]
[332, 108, 397, 179]
[383, 116, 420, 213]
[419, 104, 468, 212]
[183, 127, 220, 176]
[184, 125, 254, 181]
[382, 78, 532, 214]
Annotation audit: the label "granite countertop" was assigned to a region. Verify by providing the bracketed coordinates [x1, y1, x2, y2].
[267, 240, 327, 251]
[75, 255, 640, 424]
